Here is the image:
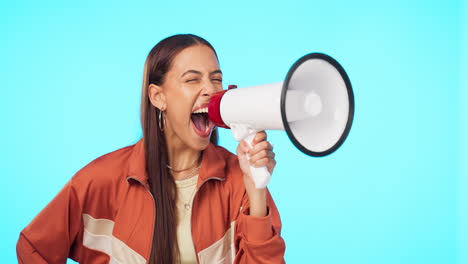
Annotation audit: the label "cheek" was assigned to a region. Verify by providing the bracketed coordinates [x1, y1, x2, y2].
[166, 86, 197, 123]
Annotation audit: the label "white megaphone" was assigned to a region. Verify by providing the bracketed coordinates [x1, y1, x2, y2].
[208, 53, 354, 189]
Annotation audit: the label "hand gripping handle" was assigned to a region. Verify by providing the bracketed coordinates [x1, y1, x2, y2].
[231, 124, 271, 189]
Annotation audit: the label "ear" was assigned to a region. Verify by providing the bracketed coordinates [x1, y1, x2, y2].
[148, 84, 167, 111]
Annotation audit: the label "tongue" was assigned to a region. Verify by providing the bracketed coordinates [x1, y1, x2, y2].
[192, 114, 207, 132]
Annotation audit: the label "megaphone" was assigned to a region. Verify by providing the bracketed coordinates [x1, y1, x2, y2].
[208, 53, 354, 188]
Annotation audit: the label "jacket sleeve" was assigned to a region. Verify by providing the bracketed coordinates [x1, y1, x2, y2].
[234, 189, 286, 263]
[17, 179, 83, 264]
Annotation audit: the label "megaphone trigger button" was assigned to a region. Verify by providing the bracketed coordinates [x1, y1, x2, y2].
[228, 85, 237, 90]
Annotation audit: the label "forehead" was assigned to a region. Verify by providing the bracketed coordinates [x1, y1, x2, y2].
[169, 45, 220, 74]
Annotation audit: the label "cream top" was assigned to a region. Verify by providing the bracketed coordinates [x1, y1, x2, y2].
[175, 175, 199, 264]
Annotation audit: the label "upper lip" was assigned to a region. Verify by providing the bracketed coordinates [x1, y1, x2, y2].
[192, 103, 209, 113]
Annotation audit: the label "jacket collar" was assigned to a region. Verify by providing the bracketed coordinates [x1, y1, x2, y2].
[127, 138, 227, 187]
[197, 142, 227, 185]
[127, 138, 148, 186]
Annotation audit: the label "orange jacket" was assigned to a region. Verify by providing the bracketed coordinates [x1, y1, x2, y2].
[17, 139, 286, 263]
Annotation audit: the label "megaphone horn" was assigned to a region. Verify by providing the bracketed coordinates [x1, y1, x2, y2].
[208, 53, 354, 188]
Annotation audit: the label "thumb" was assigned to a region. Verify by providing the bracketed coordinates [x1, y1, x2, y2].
[236, 140, 250, 162]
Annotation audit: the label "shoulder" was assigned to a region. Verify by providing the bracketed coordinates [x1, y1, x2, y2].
[70, 142, 137, 193]
[67, 142, 140, 218]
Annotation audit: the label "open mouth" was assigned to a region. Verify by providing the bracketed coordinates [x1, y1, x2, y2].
[191, 106, 214, 137]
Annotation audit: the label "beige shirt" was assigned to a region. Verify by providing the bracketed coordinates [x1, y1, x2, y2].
[175, 175, 199, 264]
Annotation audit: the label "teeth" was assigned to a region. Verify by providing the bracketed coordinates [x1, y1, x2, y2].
[192, 107, 208, 114]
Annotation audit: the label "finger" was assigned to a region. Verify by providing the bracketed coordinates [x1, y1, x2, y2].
[242, 140, 252, 153]
[251, 157, 276, 171]
[250, 157, 270, 168]
[252, 131, 267, 146]
[249, 141, 273, 155]
[236, 140, 250, 157]
[242, 140, 252, 152]
[249, 150, 275, 165]
[266, 159, 276, 174]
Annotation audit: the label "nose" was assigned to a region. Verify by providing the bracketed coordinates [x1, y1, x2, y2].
[201, 80, 220, 97]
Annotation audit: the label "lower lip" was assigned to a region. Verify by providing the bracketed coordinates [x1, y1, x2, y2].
[191, 120, 215, 138]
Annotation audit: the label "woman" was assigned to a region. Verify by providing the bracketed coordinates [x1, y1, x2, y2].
[17, 34, 285, 264]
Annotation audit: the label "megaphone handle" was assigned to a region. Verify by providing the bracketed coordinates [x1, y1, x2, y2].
[240, 131, 272, 189]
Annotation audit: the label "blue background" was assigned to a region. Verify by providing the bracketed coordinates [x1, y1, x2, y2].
[1, 0, 467, 263]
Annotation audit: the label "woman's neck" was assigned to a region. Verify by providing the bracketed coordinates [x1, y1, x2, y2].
[165, 132, 201, 179]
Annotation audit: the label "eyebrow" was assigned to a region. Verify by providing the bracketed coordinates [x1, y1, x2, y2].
[180, 69, 223, 78]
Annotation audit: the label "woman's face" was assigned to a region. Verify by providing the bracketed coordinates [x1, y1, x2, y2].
[159, 44, 223, 151]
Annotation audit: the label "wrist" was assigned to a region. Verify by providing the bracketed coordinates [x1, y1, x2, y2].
[247, 188, 267, 217]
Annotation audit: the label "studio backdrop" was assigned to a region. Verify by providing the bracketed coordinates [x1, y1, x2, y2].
[1, 0, 467, 263]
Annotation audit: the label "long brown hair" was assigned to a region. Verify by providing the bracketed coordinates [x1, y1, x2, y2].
[140, 34, 219, 264]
